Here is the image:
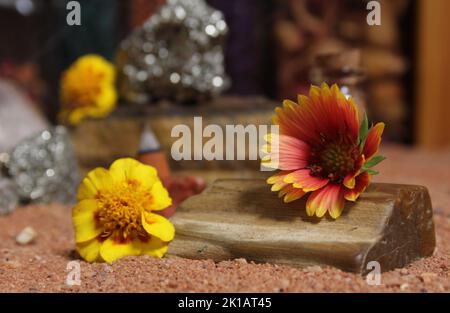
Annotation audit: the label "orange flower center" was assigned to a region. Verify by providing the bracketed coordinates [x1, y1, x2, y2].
[309, 139, 360, 182]
[94, 179, 152, 242]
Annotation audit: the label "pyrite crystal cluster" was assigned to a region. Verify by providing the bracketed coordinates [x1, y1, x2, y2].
[117, 0, 230, 104]
[0, 127, 80, 215]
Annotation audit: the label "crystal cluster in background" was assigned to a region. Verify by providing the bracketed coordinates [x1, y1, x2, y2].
[0, 178, 19, 215]
[0, 127, 80, 215]
[117, 0, 230, 104]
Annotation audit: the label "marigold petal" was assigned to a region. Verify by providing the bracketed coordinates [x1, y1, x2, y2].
[60, 54, 116, 125]
[67, 108, 87, 126]
[109, 158, 159, 188]
[77, 168, 112, 201]
[75, 54, 116, 81]
[77, 177, 97, 201]
[99, 237, 143, 264]
[363, 122, 385, 160]
[149, 181, 172, 211]
[140, 237, 170, 258]
[99, 235, 170, 264]
[285, 169, 329, 192]
[76, 237, 102, 262]
[344, 172, 371, 202]
[72, 199, 101, 243]
[88, 86, 117, 118]
[141, 212, 175, 242]
[77, 87, 116, 122]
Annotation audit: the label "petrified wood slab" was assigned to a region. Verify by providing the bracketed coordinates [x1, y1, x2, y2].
[168, 179, 436, 274]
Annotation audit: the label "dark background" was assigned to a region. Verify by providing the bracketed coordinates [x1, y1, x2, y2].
[0, 0, 420, 144]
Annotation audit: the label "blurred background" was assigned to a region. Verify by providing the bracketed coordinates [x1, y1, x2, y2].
[0, 0, 449, 151]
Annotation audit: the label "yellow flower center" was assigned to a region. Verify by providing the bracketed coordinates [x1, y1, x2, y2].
[95, 179, 151, 243]
[309, 138, 360, 182]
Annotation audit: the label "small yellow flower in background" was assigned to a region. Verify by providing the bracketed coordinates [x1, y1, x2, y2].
[263, 83, 385, 220]
[73, 158, 174, 263]
[59, 54, 117, 125]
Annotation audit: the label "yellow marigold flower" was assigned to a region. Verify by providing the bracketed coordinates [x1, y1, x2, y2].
[73, 158, 174, 263]
[59, 54, 117, 125]
[263, 83, 385, 219]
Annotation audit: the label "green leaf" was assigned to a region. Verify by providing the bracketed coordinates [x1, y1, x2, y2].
[363, 155, 386, 169]
[366, 169, 379, 175]
[358, 112, 369, 152]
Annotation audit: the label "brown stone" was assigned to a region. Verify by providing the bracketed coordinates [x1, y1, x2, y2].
[168, 179, 436, 274]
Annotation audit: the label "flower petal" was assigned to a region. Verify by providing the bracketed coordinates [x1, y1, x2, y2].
[343, 155, 365, 189]
[267, 171, 290, 192]
[88, 86, 117, 118]
[284, 169, 329, 192]
[363, 122, 385, 160]
[77, 178, 97, 200]
[328, 190, 346, 219]
[343, 174, 356, 189]
[99, 234, 170, 264]
[67, 108, 88, 126]
[60, 54, 116, 126]
[262, 134, 310, 170]
[279, 185, 306, 203]
[149, 181, 172, 211]
[75, 54, 116, 83]
[344, 171, 370, 202]
[306, 184, 345, 219]
[99, 237, 143, 264]
[76, 237, 102, 262]
[272, 84, 359, 147]
[77, 168, 112, 201]
[109, 158, 159, 188]
[72, 199, 102, 243]
[140, 236, 170, 258]
[142, 212, 175, 242]
[272, 100, 320, 145]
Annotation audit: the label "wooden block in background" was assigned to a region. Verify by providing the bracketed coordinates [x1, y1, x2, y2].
[70, 96, 276, 172]
[168, 179, 436, 274]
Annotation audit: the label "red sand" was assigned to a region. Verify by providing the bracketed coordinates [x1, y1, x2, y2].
[0, 145, 449, 292]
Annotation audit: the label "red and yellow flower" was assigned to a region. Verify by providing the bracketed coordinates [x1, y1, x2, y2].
[73, 158, 174, 263]
[263, 83, 385, 219]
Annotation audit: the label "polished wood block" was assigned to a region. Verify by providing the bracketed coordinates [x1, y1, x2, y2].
[168, 179, 436, 274]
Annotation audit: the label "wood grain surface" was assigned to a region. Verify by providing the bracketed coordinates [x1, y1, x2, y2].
[168, 179, 436, 274]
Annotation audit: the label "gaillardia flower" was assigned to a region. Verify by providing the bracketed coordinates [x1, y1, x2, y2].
[73, 158, 174, 263]
[59, 54, 117, 125]
[263, 83, 385, 219]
